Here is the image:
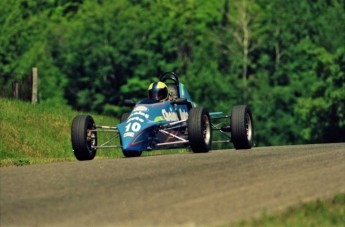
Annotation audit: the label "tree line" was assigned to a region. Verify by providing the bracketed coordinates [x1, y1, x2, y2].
[1, 0, 344, 146]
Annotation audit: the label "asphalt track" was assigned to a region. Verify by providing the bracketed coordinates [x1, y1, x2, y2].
[1, 143, 345, 226]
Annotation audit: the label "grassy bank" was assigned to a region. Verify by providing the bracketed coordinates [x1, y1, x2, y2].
[232, 194, 345, 227]
[0, 98, 121, 166]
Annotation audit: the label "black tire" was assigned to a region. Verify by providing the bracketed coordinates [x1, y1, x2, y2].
[71, 115, 97, 160]
[231, 105, 254, 149]
[122, 150, 142, 158]
[188, 107, 212, 153]
[120, 112, 131, 123]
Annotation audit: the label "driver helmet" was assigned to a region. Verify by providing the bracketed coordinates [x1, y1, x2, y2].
[148, 81, 169, 101]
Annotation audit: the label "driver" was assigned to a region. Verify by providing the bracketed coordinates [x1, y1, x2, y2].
[148, 81, 169, 101]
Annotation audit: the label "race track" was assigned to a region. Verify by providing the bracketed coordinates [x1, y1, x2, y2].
[1, 143, 345, 226]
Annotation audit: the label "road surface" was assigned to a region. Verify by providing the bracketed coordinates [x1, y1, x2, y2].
[1, 143, 345, 226]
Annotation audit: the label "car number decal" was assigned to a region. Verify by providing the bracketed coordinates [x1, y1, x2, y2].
[125, 122, 141, 133]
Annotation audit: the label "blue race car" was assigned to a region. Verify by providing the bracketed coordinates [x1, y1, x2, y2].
[71, 72, 254, 159]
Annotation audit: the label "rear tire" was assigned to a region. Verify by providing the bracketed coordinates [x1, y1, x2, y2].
[120, 112, 131, 123]
[231, 105, 254, 149]
[71, 115, 97, 160]
[188, 107, 212, 153]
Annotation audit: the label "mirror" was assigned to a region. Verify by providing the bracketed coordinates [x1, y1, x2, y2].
[123, 99, 136, 107]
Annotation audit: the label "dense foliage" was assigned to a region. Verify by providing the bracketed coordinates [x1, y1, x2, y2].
[1, 0, 344, 146]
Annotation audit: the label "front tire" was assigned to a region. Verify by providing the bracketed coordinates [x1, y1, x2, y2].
[188, 107, 212, 153]
[71, 115, 97, 160]
[231, 105, 254, 149]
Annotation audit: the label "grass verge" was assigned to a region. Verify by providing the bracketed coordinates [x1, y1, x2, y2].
[0, 98, 120, 166]
[231, 194, 345, 227]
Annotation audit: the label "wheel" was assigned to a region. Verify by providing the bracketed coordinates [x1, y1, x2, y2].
[120, 112, 131, 123]
[122, 150, 142, 158]
[71, 115, 97, 160]
[231, 105, 254, 149]
[188, 107, 212, 153]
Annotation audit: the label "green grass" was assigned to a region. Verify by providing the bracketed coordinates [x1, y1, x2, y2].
[0, 98, 187, 167]
[231, 194, 345, 227]
[0, 98, 117, 166]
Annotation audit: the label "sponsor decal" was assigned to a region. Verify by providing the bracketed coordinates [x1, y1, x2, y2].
[127, 117, 144, 123]
[124, 132, 134, 137]
[162, 108, 179, 121]
[129, 111, 149, 119]
[179, 109, 189, 120]
[133, 106, 148, 112]
[161, 108, 189, 121]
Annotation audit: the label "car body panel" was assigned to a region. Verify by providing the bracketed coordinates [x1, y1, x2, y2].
[117, 90, 190, 152]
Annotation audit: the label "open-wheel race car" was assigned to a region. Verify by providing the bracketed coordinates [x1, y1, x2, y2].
[71, 72, 254, 159]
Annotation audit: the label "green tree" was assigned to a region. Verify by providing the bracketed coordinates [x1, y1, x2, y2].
[296, 47, 345, 142]
[1, 0, 344, 145]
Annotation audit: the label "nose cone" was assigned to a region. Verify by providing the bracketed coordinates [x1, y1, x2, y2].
[117, 121, 154, 151]
[121, 131, 138, 151]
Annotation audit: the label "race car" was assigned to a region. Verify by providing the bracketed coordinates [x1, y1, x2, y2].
[71, 72, 254, 159]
